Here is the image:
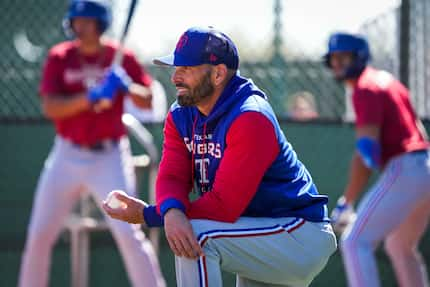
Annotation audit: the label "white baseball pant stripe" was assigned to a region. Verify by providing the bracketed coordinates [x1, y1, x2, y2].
[196, 218, 306, 287]
[18, 136, 165, 287]
[341, 150, 430, 287]
[175, 217, 337, 287]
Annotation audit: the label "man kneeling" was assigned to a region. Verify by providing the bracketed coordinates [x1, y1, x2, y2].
[104, 26, 337, 287]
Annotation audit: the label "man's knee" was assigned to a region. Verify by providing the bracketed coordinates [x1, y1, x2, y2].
[384, 234, 418, 259]
[189, 219, 213, 235]
[189, 220, 224, 261]
[189, 219, 220, 245]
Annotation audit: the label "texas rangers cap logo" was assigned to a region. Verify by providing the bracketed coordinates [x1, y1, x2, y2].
[176, 34, 188, 51]
[209, 53, 218, 62]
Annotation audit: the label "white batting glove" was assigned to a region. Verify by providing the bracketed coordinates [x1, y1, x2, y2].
[330, 196, 357, 235]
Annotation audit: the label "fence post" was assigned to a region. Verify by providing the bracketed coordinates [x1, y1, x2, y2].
[399, 0, 410, 88]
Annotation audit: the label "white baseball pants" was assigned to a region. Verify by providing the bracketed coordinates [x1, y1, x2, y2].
[341, 150, 430, 287]
[18, 136, 165, 287]
[175, 217, 337, 287]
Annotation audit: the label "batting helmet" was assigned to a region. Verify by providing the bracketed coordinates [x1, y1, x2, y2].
[324, 32, 371, 79]
[63, 0, 112, 37]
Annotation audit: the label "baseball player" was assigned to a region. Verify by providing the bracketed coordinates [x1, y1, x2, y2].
[325, 32, 430, 287]
[103, 26, 337, 287]
[18, 1, 165, 286]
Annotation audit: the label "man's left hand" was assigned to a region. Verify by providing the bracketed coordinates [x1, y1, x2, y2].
[164, 208, 204, 259]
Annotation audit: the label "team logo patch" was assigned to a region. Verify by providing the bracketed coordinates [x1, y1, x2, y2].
[176, 34, 188, 51]
[209, 53, 217, 62]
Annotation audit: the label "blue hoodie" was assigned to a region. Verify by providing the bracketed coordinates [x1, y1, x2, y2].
[144, 75, 330, 226]
[165, 73, 329, 222]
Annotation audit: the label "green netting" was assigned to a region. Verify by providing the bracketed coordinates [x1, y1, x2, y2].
[0, 0, 365, 121]
[1, 1, 428, 121]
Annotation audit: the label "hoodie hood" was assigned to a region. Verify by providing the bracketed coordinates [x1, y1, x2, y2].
[195, 72, 267, 127]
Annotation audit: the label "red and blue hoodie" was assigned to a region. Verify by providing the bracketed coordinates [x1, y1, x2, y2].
[143, 73, 329, 226]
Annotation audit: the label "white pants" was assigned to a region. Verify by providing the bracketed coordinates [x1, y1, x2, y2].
[18, 136, 165, 287]
[175, 217, 337, 287]
[341, 150, 430, 287]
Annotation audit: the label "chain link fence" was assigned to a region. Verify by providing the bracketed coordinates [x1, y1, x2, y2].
[359, 8, 399, 78]
[360, 0, 430, 119]
[0, 0, 66, 121]
[0, 0, 428, 122]
[409, 0, 430, 118]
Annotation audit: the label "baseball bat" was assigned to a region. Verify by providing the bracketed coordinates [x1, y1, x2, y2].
[112, 0, 139, 66]
[116, 0, 152, 101]
[97, 0, 140, 111]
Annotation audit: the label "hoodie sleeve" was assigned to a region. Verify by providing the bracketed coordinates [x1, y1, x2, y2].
[186, 111, 279, 222]
[155, 112, 193, 217]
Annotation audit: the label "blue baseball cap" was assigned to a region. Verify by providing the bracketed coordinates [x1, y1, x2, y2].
[153, 26, 239, 70]
[325, 33, 370, 56]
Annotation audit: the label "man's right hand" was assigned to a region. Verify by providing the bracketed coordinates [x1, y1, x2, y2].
[102, 191, 146, 224]
[164, 208, 204, 259]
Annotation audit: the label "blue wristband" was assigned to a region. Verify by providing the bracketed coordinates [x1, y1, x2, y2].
[159, 198, 186, 217]
[143, 205, 164, 227]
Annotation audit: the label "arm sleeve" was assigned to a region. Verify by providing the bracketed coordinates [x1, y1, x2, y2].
[39, 51, 63, 96]
[353, 89, 383, 126]
[155, 112, 193, 216]
[187, 112, 279, 222]
[123, 52, 152, 87]
[356, 137, 381, 169]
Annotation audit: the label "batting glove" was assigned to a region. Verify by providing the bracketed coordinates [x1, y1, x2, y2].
[106, 65, 132, 92]
[330, 196, 356, 235]
[87, 65, 131, 103]
[88, 84, 105, 103]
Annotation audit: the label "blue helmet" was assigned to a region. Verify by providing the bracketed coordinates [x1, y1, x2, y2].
[324, 32, 371, 79]
[63, 0, 112, 37]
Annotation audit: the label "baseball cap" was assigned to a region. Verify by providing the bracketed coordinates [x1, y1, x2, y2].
[153, 26, 239, 70]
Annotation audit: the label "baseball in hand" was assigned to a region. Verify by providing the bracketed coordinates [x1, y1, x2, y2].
[106, 190, 128, 209]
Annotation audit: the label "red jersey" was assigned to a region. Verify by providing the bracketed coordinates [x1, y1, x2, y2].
[352, 67, 429, 165]
[39, 40, 152, 145]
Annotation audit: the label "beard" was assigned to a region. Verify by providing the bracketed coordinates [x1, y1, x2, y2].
[176, 70, 214, 107]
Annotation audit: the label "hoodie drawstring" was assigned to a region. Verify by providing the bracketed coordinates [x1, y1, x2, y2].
[201, 122, 207, 193]
[191, 116, 198, 192]
[190, 115, 208, 194]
